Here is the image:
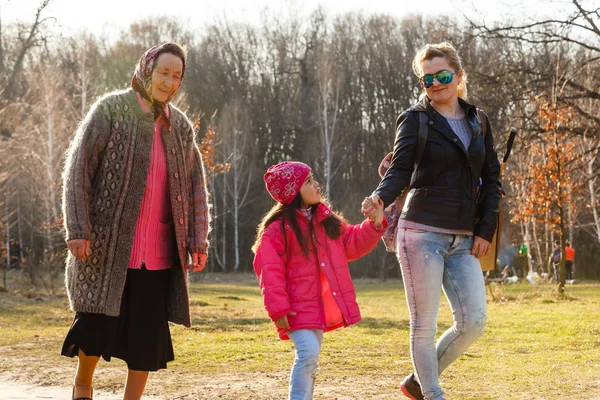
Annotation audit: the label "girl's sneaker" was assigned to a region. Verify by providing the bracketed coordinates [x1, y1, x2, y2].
[400, 373, 424, 400]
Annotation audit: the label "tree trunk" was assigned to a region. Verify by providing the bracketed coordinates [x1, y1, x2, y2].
[80, 43, 88, 116]
[531, 219, 543, 275]
[5, 189, 10, 276]
[3, 0, 51, 100]
[208, 175, 224, 272]
[233, 128, 239, 272]
[587, 160, 600, 242]
[45, 92, 59, 222]
[17, 198, 24, 264]
[555, 130, 566, 293]
[221, 169, 227, 271]
[523, 221, 534, 276]
[0, 3, 4, 74]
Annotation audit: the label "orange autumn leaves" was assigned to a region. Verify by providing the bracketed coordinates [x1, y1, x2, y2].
[195, 116, 231, 176]
[511, 97, 580, 228]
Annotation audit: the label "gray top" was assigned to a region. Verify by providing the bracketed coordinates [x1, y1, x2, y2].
[447, 116, 472, 150]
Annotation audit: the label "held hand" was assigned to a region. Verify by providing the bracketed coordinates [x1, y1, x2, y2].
[274, 311, 297, 329]
[369, 198, 385, 228]
[361, 194, 381, 219]
[471, 236, 491, 258]
[188, 253, 208, 272]
[67, 239, 91, 260]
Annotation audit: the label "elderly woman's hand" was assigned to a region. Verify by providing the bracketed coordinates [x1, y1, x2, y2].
[188, 253, 207, 272]
[67, 239, 91, 260]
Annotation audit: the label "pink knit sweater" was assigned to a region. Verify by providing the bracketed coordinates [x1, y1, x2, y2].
[127, 93, 174, 270]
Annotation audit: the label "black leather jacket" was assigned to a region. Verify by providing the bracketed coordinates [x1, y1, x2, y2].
[374, 97, 501, 242]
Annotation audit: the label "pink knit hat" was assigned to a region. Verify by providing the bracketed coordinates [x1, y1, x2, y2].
[264, 161, 311, 205]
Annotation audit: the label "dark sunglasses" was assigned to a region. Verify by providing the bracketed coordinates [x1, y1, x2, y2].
[421, 70, 454, 88]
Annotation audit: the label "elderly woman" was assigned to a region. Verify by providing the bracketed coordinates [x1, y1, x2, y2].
[363, 42, 501, 400]
[61, 42, 209, 400]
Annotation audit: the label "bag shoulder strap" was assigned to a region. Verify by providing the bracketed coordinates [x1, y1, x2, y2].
[476, 108, 488, 137]
[415, 112, 428, 166]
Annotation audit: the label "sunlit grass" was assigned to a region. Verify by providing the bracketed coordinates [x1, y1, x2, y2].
[1, 272, 599, 399]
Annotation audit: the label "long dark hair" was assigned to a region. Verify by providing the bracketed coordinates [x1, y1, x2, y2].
[251, 194, 345, 258]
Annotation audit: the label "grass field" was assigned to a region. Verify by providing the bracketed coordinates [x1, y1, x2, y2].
[0, 272, 599, 399]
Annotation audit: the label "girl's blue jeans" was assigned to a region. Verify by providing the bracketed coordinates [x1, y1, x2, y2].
[396, 229, 487, 400]
[287, 329, 323, 400]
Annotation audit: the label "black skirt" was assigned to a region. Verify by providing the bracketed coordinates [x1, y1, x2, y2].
[61, 268, 175, 371]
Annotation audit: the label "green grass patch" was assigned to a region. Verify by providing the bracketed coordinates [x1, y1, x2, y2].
[0, 273, 599, 399]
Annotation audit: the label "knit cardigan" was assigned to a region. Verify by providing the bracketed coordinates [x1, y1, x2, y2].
[62, 88, 210, 327]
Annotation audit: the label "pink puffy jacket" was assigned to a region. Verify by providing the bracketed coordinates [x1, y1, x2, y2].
[253, 203, 387, 340]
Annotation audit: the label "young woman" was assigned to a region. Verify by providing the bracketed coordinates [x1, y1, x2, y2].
[61, 42, 209, 400]
[363, 42, 501, 400]
[252, 161, 386, 400]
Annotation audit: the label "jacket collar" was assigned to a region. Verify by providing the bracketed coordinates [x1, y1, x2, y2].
[409, 96, 483, 152]
[410, 95, 476, 115]
[295, 202, 334, 224]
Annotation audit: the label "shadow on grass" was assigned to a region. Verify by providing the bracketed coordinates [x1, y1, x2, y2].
[217, 296, 247, 301]
[190, 300, 210, 306]
[487, 283, 582, 303]
[190, 315, 271, 331]
[359, 317, 410, 333]
[189, 285, 259, 298]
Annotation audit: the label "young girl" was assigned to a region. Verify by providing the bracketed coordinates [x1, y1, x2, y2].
[252, 161, 386, 400]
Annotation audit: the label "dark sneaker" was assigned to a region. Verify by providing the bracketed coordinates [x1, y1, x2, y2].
[400, 373, 424, 400]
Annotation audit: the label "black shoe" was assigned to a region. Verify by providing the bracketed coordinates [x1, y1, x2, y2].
[72, 386, 93, 400]
[400, 373, 424, 400]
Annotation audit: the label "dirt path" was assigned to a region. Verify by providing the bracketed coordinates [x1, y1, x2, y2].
[0, 377, 163, 400]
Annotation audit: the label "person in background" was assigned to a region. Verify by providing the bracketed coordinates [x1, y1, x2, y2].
[518, 242, 528, 279]
[61, 42, 209, 400]
[550, 241, 561, 282]
[564, 240, 575, 280]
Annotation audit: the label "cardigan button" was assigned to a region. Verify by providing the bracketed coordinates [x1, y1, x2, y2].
[332, 292, 337, 296]
[177, 195, 182, 201]
[174, 172, 179, 179]
[181, 241, 186, 248]
[320, 263, 325, 267]
[171, 148, 176, 154]
[179, 218, 184, 225]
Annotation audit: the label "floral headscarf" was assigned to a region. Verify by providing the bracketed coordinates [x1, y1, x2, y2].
[131, 43, 186, 130]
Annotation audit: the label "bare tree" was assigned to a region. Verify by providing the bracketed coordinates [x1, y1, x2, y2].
[314, 38, 343, 199]
[1, 0, 53, 101]
[218, 99, 255, 271]
[467, 0, 600, 119]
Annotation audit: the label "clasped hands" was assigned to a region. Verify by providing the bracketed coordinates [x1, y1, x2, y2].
[360, 194, 385, 228]
[66, 239, 207, 271]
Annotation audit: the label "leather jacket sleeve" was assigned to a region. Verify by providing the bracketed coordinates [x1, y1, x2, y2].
[373, 111, 419, 208]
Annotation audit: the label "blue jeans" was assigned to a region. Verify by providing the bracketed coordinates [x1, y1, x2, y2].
[288, 329, 323, 400]
[396, 229, 487, 400]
